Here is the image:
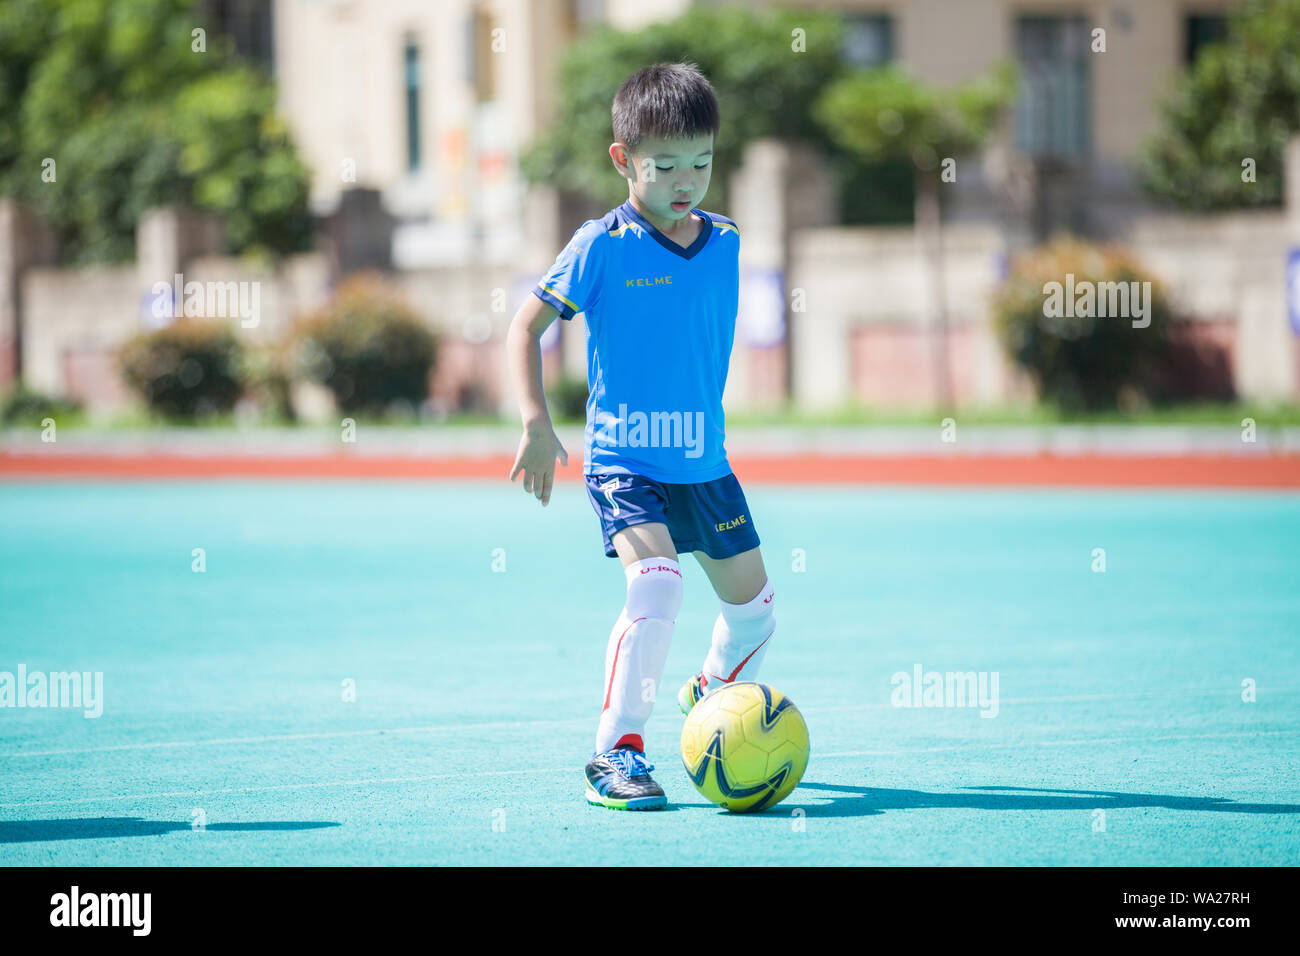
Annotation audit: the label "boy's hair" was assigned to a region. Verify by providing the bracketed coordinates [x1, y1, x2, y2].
[611, 62, 720, 151]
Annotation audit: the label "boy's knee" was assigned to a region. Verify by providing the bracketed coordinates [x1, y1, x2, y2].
[624, 556, 684, 622]
[718, 577, 774, 642]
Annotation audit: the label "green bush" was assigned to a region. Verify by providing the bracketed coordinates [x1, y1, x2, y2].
[992, 239, 1173, 411]
[549, 375, 589, 422]
[1140, 0, 1300, 212]
[118, 319, 247, 420]
[1, 0, 312, 265]
[292, 274, 437, 417]
[0, 382, 81, 426]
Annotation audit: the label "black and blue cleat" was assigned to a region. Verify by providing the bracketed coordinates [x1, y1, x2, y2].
[584, 745, 668, 810]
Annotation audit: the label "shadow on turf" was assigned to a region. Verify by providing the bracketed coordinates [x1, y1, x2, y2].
[0, 818, 341, 843]
[764, 783, 1300, 817]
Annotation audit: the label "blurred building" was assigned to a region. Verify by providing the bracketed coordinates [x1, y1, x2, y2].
[275, 0, 1240, 244]
[803, 0, 1235, 240]
[5, 0, 1298, 418]
[274, 0, 591, 269]
[265, 0, 1295, 412]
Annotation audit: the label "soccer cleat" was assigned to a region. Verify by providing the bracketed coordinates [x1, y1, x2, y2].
[678, 672, 712, 715]
[584, 745, 668, 810]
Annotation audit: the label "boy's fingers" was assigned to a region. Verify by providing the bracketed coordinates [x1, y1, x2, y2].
[541, 471, 554, 505]
[558, 445, 569, 466]
[509, 437, 528, 480]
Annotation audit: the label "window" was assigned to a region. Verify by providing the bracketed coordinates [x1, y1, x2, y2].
[1185, 13, 1228, 65]
[405, 37, 421, 172]
[1015, 16, 1091, 159]
[199, 0, 274, 71]
[842, 14, 893, 68]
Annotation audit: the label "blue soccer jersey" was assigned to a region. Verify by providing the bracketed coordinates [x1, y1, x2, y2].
[532, 199, 740, 483]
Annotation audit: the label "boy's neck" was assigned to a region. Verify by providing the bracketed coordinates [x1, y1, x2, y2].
[627, 193, 695, 237]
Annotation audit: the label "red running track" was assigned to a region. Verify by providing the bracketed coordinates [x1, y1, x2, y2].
[1, 452, 1298, 488]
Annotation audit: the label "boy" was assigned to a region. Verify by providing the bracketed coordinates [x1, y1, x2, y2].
[506, 63, 775, 810]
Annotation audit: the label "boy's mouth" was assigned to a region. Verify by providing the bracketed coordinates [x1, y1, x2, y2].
[670, 199, 692, 212]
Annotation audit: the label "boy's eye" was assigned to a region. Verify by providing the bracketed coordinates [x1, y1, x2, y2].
[695, 162, 711, 168]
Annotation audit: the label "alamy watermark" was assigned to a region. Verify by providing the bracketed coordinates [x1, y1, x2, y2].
[0, 664, 103, 718]
[891, 663, 999, 718]
[151, 272, 261, 328]
[1043, 274, 1151, 329]
[594, 404, 705, 459]
[50, 886, 150, 936]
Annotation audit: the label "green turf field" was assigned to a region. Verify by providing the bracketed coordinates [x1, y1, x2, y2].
[1, 480, 1297, 865]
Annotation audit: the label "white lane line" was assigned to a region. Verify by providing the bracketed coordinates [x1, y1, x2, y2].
[7, 687, 1297, 759]
[0, 767, 575, 810]
[0, 718, 591, 759]
[818, 728, 1300, 758]
[817, 687, 1300, 713]
[3, 729, 1297, 810]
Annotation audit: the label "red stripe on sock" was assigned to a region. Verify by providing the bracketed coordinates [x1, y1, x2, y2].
[709, 631, 773, 685]
[615, 734, 644, 753]
[602, 616, 647, 713]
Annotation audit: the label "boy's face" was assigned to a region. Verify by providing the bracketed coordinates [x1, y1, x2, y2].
[610, 133, 714, 224]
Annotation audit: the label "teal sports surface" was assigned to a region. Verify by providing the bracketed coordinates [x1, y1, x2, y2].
[2, 480, 1298, 865]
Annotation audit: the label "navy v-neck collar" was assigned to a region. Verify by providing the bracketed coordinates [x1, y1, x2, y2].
[620, 200, 711, 260]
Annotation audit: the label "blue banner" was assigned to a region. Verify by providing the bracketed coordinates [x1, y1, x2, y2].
[1289, 248, 1300, 336]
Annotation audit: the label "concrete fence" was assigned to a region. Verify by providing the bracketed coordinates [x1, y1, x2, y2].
[3, 136, 1299, 418]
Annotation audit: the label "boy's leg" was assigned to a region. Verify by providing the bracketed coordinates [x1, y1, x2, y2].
[595, 521, 681, 754]
[693, 545, 767, 605]
[692, 546, 775, 693]
[612, 521, 679, 567]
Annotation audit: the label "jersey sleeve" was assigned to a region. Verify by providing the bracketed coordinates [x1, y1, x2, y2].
[532, 220, 607, 320]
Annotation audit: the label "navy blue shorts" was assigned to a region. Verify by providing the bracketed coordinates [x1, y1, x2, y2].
[583, 471, 761, 560]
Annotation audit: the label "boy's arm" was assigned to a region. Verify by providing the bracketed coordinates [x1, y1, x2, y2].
[506, 293, 569, 506]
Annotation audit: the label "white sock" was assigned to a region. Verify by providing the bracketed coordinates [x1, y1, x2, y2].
[699, 578, 775, 695]
[595, 557, 683, 754]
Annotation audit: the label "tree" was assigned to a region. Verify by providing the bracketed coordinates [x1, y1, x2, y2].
[519, 5, 850, 217]
[814, 64, 1016, 409]
[1140, 0, 1300, 212]
[0, 0, 312, 264]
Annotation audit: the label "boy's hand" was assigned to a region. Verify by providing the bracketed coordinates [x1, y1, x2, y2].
[509, 420, 569, 506]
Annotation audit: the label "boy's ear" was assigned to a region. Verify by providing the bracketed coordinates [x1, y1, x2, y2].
[609, 143, 632, 179]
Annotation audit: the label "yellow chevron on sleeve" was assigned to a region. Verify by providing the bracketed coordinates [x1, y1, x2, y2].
[539, 284, 579, 313]
[713, 222, 739, 237]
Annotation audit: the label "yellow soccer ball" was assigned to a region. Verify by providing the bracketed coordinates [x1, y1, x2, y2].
[680, 682, 809, 812]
